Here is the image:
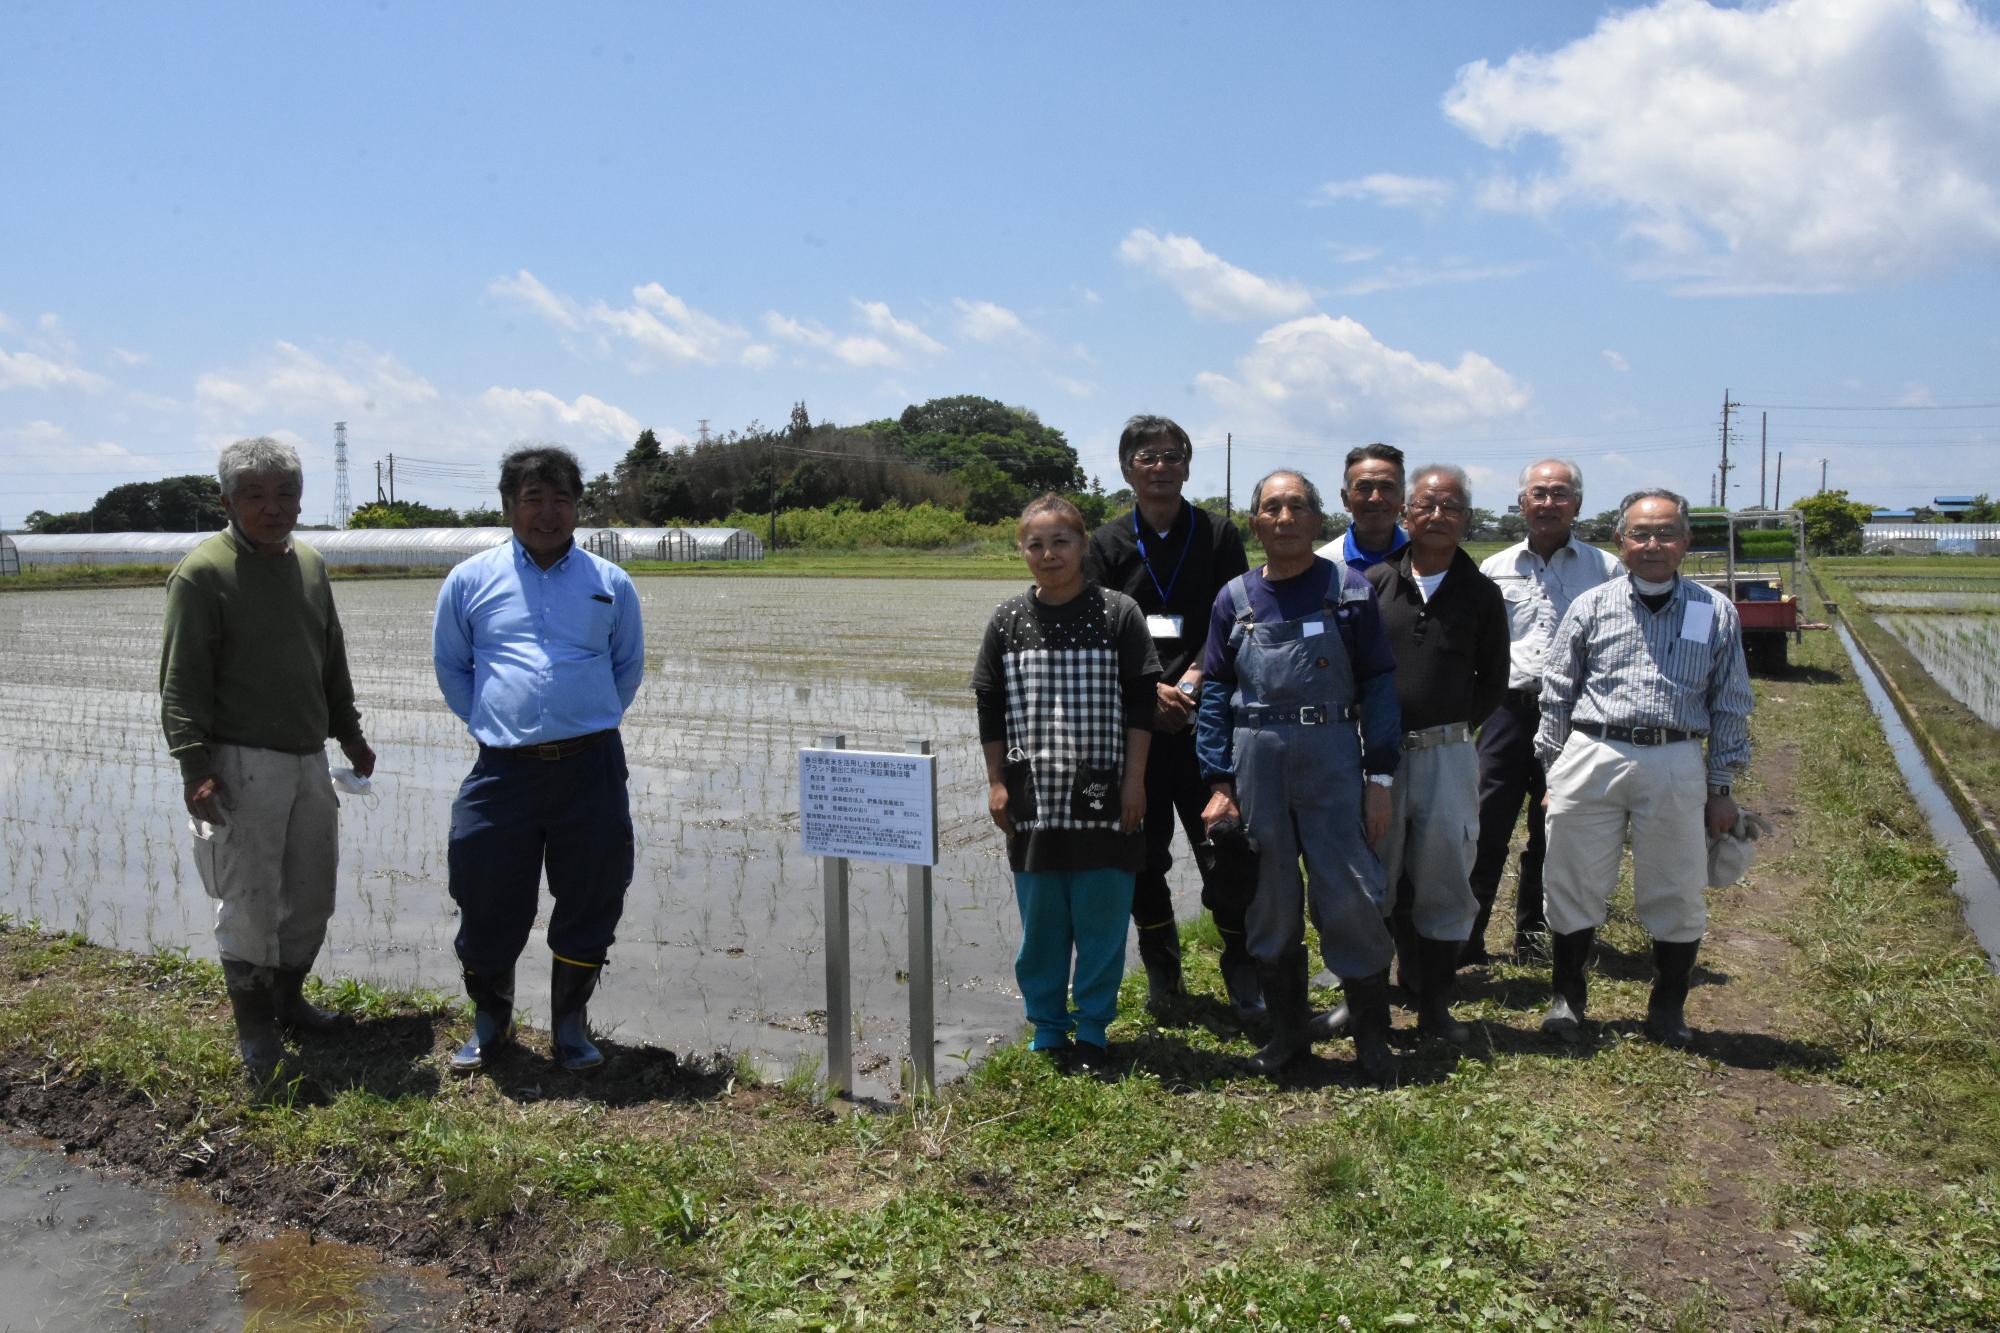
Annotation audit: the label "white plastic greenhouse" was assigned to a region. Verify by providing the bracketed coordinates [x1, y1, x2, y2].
[1862, 523, 2000, 556]
[0, 533, 17, 576]
[6, 525, 765, 569]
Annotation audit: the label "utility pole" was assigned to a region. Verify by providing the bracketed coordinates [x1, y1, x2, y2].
[1225, 432, 1233, 518]
[375, 460, 384, 503]
[1759, 412, 1768, 510]
[387, 454, 396, 504]
[1718, 388, 1739, 510]
[1820, 458, 1829, 494]
[1775, 453, 1784, 510]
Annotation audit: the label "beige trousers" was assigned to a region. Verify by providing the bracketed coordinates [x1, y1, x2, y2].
[1543, 732, 1707, 943]
[1378, 733, 1481, 941]
[189, 744, 340, 969]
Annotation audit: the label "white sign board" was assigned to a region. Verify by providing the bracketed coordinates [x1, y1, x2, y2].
[800, 748, 938, 867]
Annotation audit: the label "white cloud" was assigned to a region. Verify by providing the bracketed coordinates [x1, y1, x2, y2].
[0, 348, 112, 392]
[109, 347, 149, 367]
[1897, 381, 1937, 407]
[590, 282, 753, 367]
[1318, 173, 1455, 209]
[490, 268, 582, 330]
[765, 312, 833, 347]
[954, 298, 1036, 346]
[1196, 314, 1531, 438]
[1051, 375, 1097, 399]
[1333, 260, 1534, 297]
[854, 300, 946, 357]
[1117, 228, 1316, 321]
[195, 341, 438, 418]
[1602, 349, 1631, 372]
[764, 300, 945, 369]
[1328, 243, 1385, 265]
[479, 387, 645, 441]
[1444, 0, 2000, 291]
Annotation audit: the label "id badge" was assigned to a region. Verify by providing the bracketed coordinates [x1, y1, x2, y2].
[1146, 614, 1184, 639]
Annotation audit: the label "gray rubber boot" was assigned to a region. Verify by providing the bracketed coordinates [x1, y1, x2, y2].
[450, 966, 516, 1073]
[551, 957, 605, 1072]
[1540, 928, 1595, 1043]
[1216, 927, 1264, 1019]
[221, 959, 285, 1085]
[1644, 938, 1701, 1047]
[1246, 956, 1311, 1076]
[1343, 969, 1396, 1088]
[1137, 919, 1184, 1018]
[274, 965, 347, 1035]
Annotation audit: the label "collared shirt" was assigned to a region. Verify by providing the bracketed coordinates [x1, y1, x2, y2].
[1318, 525, 1410, 571]
[433, 538, 645, 748]
[1364, 546, 1509, 732]
[1536, 575, 1754, 787]
[1085, 501, 1249, 683]
[1480, 534, 1621, 692]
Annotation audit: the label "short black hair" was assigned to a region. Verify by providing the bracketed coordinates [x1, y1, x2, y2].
[1117, 414, 1192, 470]
[1342, 442, 1404, 481]
[498, 445, 584, 505]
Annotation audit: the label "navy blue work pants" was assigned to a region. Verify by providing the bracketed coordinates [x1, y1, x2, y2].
[447, 732, 635, 974]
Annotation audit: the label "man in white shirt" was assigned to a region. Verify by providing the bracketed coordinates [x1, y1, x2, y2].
[1468, 459, 1618, 963]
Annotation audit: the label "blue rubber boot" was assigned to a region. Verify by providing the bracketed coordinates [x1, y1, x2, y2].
[551, 956, 605, 1072]
[450, 966, 516, 1073]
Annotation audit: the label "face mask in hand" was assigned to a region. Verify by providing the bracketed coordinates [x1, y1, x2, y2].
[329, 766, 373, 796]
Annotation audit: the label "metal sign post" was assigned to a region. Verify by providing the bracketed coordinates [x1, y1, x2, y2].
[816, 733, 853, 1098]
[904, 737, 937, 1097]
[799, 738, 940, 1101]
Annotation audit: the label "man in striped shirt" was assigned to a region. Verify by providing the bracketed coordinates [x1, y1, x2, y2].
[1535, 489, 1755, 1047]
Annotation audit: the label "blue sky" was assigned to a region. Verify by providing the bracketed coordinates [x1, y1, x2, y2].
[5, 0, 1998, 527]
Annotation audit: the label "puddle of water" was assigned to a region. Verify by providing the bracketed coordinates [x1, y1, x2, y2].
[0, 577, 1207, 1099]
[1834, 622, 2000, 970]
[0, 1134, 452, 1329]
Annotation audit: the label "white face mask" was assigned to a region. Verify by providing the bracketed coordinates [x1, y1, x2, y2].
[1631, 573, 1676, 595]
[330, 766, 373, 796]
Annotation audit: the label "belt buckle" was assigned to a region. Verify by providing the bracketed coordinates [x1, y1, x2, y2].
[1630, 726, 1662, 745]
[1297, 704, 1325, 726]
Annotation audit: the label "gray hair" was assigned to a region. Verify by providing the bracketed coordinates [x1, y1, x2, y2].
[1518, 457, 1584, 499]
[217, 437, 303, 499]
[1409, 463, 1472, 506]
[1249, 469, 1325, 518]
[1614, 488, 1692, 539]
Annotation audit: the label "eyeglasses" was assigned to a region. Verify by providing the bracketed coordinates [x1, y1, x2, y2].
[1622, 528, 1684, 546]
[1131, 450, 1189, 468]
[1525, 486, 1577, 503]
[1409, 499, 1469, 517]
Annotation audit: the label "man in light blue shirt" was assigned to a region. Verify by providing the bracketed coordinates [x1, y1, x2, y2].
[433, 445, 644, 1073]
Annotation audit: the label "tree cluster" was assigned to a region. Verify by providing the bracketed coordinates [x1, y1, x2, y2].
[24, 475, 226, 534]
[348, 499, 503, 529]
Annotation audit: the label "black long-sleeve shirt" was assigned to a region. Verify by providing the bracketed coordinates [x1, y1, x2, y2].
[1086, 501, 1249, 684]
[1364, 545, 1509, 732]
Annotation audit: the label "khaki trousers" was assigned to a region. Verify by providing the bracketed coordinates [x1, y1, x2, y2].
[189, 744, 340, 969]
[1543, 732, 1708, 943]
[1378, 734, 1481, 941]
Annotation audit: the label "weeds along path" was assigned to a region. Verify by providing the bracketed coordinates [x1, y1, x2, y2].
[2, 630, 1998, 1329]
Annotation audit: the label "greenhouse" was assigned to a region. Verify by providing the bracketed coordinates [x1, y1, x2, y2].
[0, 533, 18, 576]
[6, 525, 765, 569]
[1862, 523, 2000, 556]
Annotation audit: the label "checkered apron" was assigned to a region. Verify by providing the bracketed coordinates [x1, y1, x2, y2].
[1001, 588, 1127, 833]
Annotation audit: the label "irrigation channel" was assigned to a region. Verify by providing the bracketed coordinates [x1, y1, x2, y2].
[0, 576, 1158, 1101]
[1832, 620, 2000, 970]
[0, 1129, 456, 1328]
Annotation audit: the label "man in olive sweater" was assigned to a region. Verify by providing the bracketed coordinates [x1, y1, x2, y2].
[160, 437, 375, 1082]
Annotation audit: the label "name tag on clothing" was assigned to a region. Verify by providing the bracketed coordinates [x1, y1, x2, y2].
[1146, 614, 1184, 639]
[1300, 620, 1325, 638]
[1681, 601, 1715, 644]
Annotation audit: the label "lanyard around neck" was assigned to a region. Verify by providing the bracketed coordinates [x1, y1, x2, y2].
[1134, 500, 1193, 606]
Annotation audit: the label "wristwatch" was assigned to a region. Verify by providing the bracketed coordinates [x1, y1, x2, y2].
[1177, 680, 1197, 699]
[1707, 783, 1733, 798]
[1365, 773, 1394, 788]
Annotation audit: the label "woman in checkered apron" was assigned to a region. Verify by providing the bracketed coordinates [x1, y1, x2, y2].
[972, 495, 1162, 1073]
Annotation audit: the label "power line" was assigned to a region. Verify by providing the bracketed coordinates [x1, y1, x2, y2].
[1738, 400, 2000, 411]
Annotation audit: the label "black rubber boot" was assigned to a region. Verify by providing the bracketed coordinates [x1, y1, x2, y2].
[274, 965, 348, 1035]
[221, 959, 285, 1085]
[1415, 936, 1471, 1043]
[1247, 955, 1311, 1076]
[1215, 926, 1264, 1019]
[1540, 928, 1595, 1043]
[1389, 899, 1422, 1002]
[1137, 918, 1184, 1018]
[1645, 938, 1701, 1047]
[1343, 969, 1396, 1088]
[450, 966, 516, 1073]
[1464, 881, 1498, 968]
[1306, 999, 1349, 1041]
[551, 957, 605, 1071]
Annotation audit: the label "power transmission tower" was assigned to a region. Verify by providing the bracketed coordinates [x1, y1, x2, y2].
[697, 418, 711, 445]
[333, 422, 352, 527]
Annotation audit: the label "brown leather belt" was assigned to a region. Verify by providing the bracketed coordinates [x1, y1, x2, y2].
[482, 729, 613, 761]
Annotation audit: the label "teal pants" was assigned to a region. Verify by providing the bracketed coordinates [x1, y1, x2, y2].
[1013, 868, 1135, 1049]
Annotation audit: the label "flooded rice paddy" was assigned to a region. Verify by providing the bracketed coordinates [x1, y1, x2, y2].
[0, 576, 1185, 1100]
[1876, 613, 2000, 727]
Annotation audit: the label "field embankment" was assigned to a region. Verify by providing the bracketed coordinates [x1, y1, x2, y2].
[2, 629, 1997, 1329]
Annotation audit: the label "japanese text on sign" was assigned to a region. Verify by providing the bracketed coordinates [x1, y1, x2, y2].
[799, 748, 938, 867]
